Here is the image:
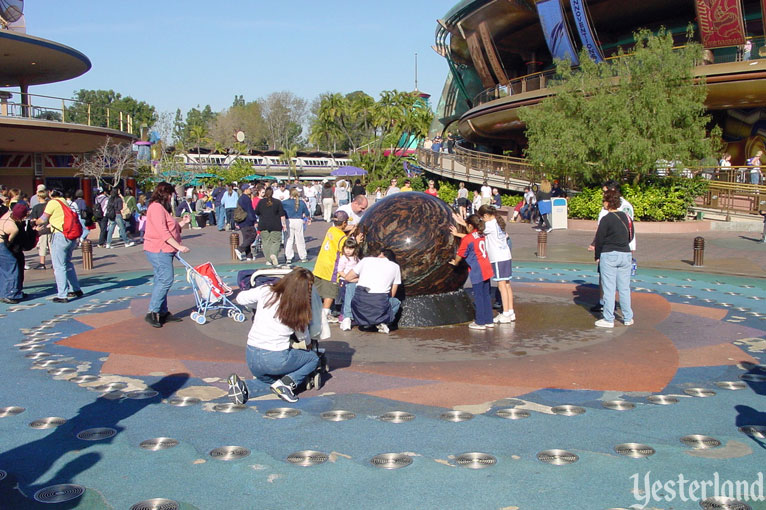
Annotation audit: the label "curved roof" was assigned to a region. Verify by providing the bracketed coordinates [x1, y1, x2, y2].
[0, 31, 91, 87]
[0, 117, 135, 153]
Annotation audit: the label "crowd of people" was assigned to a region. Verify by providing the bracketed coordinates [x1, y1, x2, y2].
[1, 175, 639, 404]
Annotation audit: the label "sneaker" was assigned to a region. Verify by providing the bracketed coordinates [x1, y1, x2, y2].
[326, 314, 339, 324]
[485, 322, 495, 328]
[340, 317, 352, 331]
[270, 379, 298, 403]
[300, 259, 308, 263]
[376, 323, 390, 334]
[495, 313, 514, 324]
[234, 248, 244, 261]
[52, 297, 69, 304]
[285, 259, 292, 265]
[623, 319, 634, 326]
[0, 297, 20, 304]
[227, 374, 249, 405]
[33, 264, 47, 270]
[105, 244, 112, 249]
[595, 319, 614, 328]
[67, 290, 84, 299]
[125, 241, 135, 248]
[270, 254, 279, 266]
[467, 321, 486, 330]
[320, 316, 331, 340]
[545, 227, 553, 232]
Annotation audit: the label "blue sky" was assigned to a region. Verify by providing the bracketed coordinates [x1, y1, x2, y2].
[23, 1, 451, 116]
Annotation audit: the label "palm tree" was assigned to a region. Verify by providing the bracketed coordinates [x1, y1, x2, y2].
[189, 124, 209, 169]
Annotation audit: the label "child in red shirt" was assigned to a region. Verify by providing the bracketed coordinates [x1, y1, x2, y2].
[450, 214, 494, 330]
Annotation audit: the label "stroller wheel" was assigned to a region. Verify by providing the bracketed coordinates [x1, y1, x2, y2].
[227, 309, 236, 318]
[195, 314, 207, 325]
[190, 311, 199, 322]
[305, 378, 314, 390]
[234, 312, 246, 323]
[311, 371, 322, 390]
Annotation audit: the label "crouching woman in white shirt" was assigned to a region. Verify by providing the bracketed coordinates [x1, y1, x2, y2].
[227, 267, 318, 403]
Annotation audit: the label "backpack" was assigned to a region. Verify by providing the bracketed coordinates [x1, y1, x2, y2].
[52, 199, 84, 240]
[81, 206, 95, 227]
[105, 198, 117, 221]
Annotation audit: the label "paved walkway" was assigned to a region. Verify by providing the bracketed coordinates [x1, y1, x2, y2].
[2, 215, 765, 509]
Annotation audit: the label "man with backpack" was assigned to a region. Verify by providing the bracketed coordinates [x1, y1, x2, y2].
[34, 189, 83, 303]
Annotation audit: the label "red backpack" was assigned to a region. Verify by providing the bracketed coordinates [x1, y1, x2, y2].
[53, 198, 84, 240]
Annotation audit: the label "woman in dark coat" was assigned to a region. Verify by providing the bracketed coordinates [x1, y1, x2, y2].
[254, 188, 286, 266]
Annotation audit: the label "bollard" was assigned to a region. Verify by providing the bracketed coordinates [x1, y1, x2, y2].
[537, 230, 547, 258]
[230, 233, 240, 261]
[693, 236, 705, 267]
[81, 240, 93, 270]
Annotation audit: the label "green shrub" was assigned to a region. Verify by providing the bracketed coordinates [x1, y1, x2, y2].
[567, 178, 709, 221]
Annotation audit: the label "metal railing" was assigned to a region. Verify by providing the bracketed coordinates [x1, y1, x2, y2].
[473, 36, 766, 106]
[0, 91, 134, 133]
[700, 180, 766, 216]
[416, 146, 541, 190]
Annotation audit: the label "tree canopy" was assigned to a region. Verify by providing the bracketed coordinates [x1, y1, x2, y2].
[66, 89, 157, 136]
[518, 28, 721, 185]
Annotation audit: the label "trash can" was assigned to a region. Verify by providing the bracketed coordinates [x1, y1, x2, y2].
[551, 198, 568, 229]
[195, 214, 207, 228]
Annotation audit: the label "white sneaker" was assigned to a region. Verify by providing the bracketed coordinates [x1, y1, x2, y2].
[105, 244, 112, 249]
[468, 322, 486, 330]
[320, 316, 331, 340]
[623, 319, 634, 326]
[376, 323, 389, 334]
[125, 241, 135, 248]
[595, 319, 614, 328]
[340, 317, 351, 331]
[485, 322, 495, 328]
[270, 254, 279, 266]
[494, 313, 514, 324]
[326, 314, 339, 324]
[234, 248, 244, 261]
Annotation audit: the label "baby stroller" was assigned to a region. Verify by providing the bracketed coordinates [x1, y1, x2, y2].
[177, 254, 245, 325]
[244, 267, 329, 391]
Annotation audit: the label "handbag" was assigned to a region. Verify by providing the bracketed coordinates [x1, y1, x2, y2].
[233, 205, 247, 223]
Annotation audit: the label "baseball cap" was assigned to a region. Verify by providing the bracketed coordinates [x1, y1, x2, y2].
[332, 210, 349, 223]
[240, 183, 250, 191]
[36, 184, 46, 192]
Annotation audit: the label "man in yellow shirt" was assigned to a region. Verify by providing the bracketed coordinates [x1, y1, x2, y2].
[400, 179, 413, 192]
[35, 190, 82, 303]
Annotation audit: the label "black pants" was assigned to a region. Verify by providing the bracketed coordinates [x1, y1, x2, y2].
[225, 208, 235, 230]
[97, 217, 109, 245]
[238, 225, 257, 256]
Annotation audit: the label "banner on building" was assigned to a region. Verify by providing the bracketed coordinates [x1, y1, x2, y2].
[535, 0, 579, 65]
[694, 0, 746, 48]
[570, 0, 604, 62]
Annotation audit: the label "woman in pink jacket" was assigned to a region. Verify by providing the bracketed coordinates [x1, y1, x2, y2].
[143, 182, 191, 328]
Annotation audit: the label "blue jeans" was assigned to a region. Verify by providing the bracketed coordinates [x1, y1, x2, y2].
[471, 279, 492, 325]
[246, 345, 318, 388]
[341, 282, 357, 318]
[78, 217, 89, 242]
[0, 242, 24, 299]
[751, 172, 761, 185]
[106, 216, 130, 245]
[600, 251, 633, 323]
[51, 232, 80, 299]
[216, 204, 226, 230]
[145, 251, 175, 314]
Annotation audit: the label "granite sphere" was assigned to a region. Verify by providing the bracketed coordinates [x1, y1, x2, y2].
[358, 192, 468, 296]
